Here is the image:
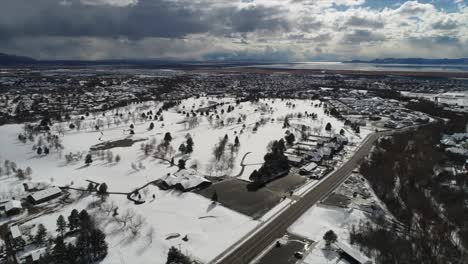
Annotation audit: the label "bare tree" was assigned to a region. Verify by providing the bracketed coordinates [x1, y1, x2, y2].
[146, 226, 155, 244]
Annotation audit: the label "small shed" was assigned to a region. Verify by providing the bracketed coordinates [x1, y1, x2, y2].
[335, 241, 372, 264]
[10, 225, 22, 239]
[9, 225, 25, 250]
[28, 187, 62, 205]
[4, 200, 23, 216]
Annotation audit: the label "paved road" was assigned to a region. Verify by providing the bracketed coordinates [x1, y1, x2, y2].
[215, 130, 392, 264]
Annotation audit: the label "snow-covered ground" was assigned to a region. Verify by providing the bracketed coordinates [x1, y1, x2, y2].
[21, 187, 257, 264]
[0, 96, 362, 263]
[288, 205, 366, 264]
[0, 97, 354, 194]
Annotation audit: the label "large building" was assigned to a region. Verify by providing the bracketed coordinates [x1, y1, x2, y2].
[27, 187, 62, 205]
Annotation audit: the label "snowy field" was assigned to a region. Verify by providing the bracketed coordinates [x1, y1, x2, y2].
[288, 205, 366, 264]
[0, 97, 354, 194]
[0, 96, 361, 263]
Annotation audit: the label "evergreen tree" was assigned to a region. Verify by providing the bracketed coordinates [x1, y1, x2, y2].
[234, 136, 240, 147]
[186, 137, 194, 153]
[325, 122, 332, 131]
[98, 183, 108, 195]
[148, 122, 155, 130]
[323, 229, 338, 247]
[85, 154, 93, 166]
[179, 143, 186, 154]
[166, 246, 191, 264]
[56, 215, 67, 237]
[35, 224, 48, 244]
[211, 191, 218, 202]
[87, 182, 94, 192]
[52, 236, 68, 263]
[164, 132, 172, 144]
[37, 147, 43, 155]
[285, 133, 295, 146]
[90, 229, 108, 260]
[79, 210, 92, 230]
[178, 159, 186, 170]
[68, 209, 80, 231]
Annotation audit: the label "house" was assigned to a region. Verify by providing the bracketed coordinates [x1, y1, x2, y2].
[9, 225, 25, 250]
[286, 155, 303, 166]
[22, 248, 46, 263]
[4, 200, 23, 216]
[335, 241, 372, 264]
[161, 169, 211, 191]
[299, 162, 318, 175]
[319, 147, 333, 159]
[27, 187, 62, 205]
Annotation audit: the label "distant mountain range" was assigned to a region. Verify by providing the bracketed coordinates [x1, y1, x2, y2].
[0, 52, 36, 64]
[345, 58, 468, 65]
[2, 52, 468, 67]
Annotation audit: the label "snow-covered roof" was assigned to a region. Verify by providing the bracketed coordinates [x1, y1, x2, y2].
[301, 162, 318, 172]
[446, 147, 468, 157]
[319, 147, 332, 156]
[30, 187, 62, 202]
[4, 200, 22, 212]
[10, 225, 21, 239]
[30, 248, 47, 261]
[286, 155, 302, 163]
[164, 169, 210, 190]
[336, 241, 372, 264]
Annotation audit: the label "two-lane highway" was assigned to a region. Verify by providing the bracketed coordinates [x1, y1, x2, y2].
[215, 131, 391, 264]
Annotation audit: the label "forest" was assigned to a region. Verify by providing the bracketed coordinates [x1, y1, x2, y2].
[352, 102, 468, 264]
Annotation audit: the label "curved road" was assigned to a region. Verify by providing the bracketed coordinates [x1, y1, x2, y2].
[214, 130, 394, 264]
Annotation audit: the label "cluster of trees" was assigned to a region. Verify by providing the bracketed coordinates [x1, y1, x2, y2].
[250, 139, 290, 184]
[284, 131, 295, 146]
[141, 137, 157, 156]
[344, 120, 360, 134]
[208, 134, 239, 175]
[19, 129, 64, 155]
[355, 120, 468, 263]
[0, 159, 32, 180]
[178, 134, 194, 154]
[37, 209, 108, 264]
[155, 132, 175, 159]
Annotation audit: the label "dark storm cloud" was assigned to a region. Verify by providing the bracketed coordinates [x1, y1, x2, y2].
[0, 0, 289, 40]
[342, 29, 385, 44]
[344, 16, 384, 29]
[212, 5, 290, 34]
[0, 0, 211, 39]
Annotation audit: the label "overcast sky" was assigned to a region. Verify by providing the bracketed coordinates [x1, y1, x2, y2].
[1, 0, 467, 61]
